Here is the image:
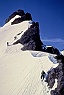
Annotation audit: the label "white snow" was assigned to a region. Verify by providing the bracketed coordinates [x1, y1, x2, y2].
[4, 15, 21, 27]
[61, 50, 64, 56]
[0, 18, 59, 95]
[0, 19, 32, 56]
[46, 46, 52, 48]
[51, 79, 57, 90]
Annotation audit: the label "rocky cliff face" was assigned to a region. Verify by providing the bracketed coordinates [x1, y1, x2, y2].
[13, 22, 43, 51]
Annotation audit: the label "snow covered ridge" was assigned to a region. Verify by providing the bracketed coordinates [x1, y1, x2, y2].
[3, 10, 43, 51]
[4, 9, 61, 55]
[4, 21, 43, 51]
[0, 9, 64, 95]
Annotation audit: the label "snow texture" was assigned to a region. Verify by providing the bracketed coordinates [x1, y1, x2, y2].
[0, 13, 63, 95]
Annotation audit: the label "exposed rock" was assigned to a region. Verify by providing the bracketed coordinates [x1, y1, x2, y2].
[5, 10, 32, 25]
[55, 55, 64, 63]
[20, 22, 43, 51]
[11, 13, 32, 25]
[42, 45, 60, 55]
[45, 54, 64, 95]
[21, 40, 36, 50]
[5, 10, 25, 23]
[11, 17, 25, 25]
[46, 46, 60, 55]
[13, 22, 43, 51]
[25, 12, 32, 20]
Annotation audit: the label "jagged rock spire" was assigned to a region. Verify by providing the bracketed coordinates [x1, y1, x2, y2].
[5, 10, 32, 24]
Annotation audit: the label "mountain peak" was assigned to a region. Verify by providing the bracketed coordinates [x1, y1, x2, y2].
[0, 9, 64, 95]
[5, 10, 32, 24]
[4, 9, 61, 55]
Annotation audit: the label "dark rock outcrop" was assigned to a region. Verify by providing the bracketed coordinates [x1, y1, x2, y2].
[5, 10, 25, 23]
[11, 17, 24, 25]
[13, 22, 43, 51]
[21, 22, 43, 51]
[5, 10, 32, 25]
[25, 12, 32, 20]
[46, 46, 60, 55]
[45, 55, 64, 95]
[42, 45, 60, 55]
[11, 12, 32, 25]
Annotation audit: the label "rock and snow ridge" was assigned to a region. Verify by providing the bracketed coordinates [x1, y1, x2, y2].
[4, 10, 60, 55]
[0, 10, 64, 95]
[5, 10, 32, 25]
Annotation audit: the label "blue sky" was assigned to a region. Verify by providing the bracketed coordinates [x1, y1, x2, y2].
[0, 0, 64, 50]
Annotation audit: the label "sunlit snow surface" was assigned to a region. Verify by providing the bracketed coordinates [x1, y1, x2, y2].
[0, 18, 59, 95]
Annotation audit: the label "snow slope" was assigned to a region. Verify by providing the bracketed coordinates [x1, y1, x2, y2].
[0, 16, 59, 95]
[0, 50, 59, 95]
[0, 17, 32, 55]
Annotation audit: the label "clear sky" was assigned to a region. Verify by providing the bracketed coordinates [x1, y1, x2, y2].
[0, 0, 64, 50]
